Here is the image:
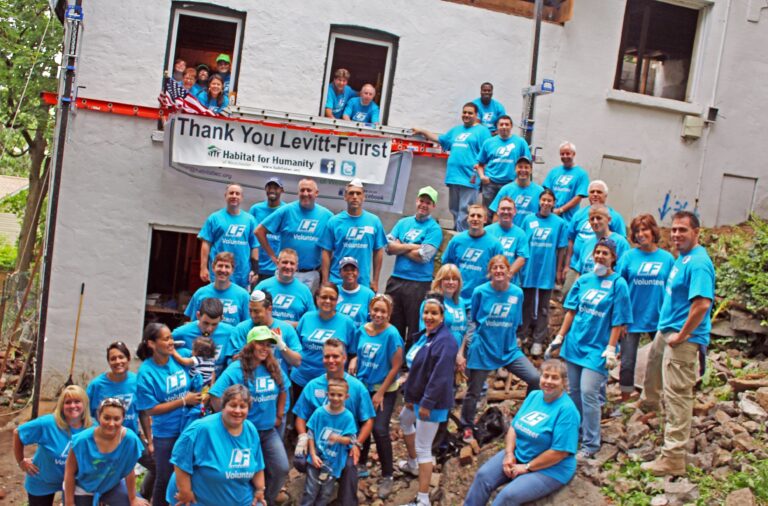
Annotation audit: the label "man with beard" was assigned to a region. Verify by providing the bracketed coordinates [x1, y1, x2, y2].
[249, 177, 286, 285]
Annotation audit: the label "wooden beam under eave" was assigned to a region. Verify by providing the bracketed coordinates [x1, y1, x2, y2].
[443, 0, 574, 24]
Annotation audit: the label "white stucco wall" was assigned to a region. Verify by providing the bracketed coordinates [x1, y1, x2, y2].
[42, 0, 768, 393]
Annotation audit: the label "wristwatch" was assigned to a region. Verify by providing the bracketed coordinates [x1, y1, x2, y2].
[525, 462, 531, 471]
[353, 441, 364, 450]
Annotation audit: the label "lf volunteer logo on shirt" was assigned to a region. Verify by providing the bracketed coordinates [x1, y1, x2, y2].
[582, 289, 608, 305]
[56, 442, 72, 465]
[361, 342, 382, 359]
[272, 294, 295, 309]
[307, 329, 335, 343]
[404, 229, 422, 241]
[520, 411, 549, 426]
[500, 237, 517, 250]
[166, 370, 187, 392]
[638, 262, 663, 276]
[229, 448, 251, 468]
[533, 228, 552, 240]
[495, 144, 514, 157]
[455, 133, 471, 142]
[461, 248, 484, 262]
[222, 300, 237, 315]
[345, 226, 374, 241]
[255, 376, 276, 393]
[298, 220, 319, 233]
[338, 303, 362, 318]
[489, 303, 512, 318]
[515, 195, 532, 208]
[226, 224, 246, 237]
[557, 175, 573, 185]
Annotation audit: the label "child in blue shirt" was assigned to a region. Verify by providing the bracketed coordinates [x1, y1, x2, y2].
[302, 378, 358, 506]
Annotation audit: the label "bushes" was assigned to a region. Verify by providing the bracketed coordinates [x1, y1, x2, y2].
[707, 215, 768, 326]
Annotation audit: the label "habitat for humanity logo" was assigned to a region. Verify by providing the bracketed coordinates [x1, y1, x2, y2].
[208, 144, 222, 158]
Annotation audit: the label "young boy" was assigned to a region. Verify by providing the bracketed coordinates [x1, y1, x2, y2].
[301, 378, 358, 506]
[173, 336, 217, 427]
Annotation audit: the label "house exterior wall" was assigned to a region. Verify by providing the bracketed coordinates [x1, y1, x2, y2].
[41, 0, 768, 394]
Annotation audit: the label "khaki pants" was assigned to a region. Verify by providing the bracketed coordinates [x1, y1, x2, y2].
[561, 268, 580, 298]
[641, 331, 698, 459]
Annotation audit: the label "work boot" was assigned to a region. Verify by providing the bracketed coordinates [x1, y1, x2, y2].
[641, 456, 686, 476]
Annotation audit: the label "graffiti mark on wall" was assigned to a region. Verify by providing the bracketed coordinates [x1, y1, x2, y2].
[658, 191, 699, 222]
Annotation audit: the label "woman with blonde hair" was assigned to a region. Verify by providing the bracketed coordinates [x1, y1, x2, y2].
[13, 385, 93, 506]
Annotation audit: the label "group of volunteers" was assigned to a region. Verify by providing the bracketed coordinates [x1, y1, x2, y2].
[169, 54, 234, 114]
[14, 80, 715, 506]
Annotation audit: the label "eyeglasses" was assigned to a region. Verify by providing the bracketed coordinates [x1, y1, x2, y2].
[100, 397, 125, 409]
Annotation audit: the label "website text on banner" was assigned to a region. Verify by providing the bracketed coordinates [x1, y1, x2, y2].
[171, 113, 391, 184]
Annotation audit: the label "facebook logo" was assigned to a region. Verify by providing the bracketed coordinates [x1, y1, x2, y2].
[533, 228, 552, 240]
[255, 377, 276, 393]
[166, 370, 187, 392]
[338, 303, 361, 318]
[520, 411, 549, 426]
[557, 175, 573, 185]
[320, 159, 336, 174]
[298, 220, 319, 233]
[229, 449, 251, 468]
[638, 262, 663, 276]
[226, 224, 246, 237]
[582, 289, 608, 305]
[307, 329, 336, 343]
[346, 226, 372, 241]
[489, 303, 512, 318]
[361, 342, 381, 359]
[461, 248, 484, 262]
[273, 294, 295, 309]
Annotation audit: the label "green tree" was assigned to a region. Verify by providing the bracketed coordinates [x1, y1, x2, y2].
[0, 0, 62, 272]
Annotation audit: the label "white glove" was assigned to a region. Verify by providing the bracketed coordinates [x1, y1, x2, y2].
[544, 335, 564, 359]
[602, 345, 618, 369]
[271, 329, 287, 352]
[295, 433, 308, 456]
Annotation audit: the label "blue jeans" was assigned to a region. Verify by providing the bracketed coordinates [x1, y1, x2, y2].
[460, 357, 540, 429]
[74, 480, 129, 506]
[566, 362, 604, 454]
[260, 428, 289, 505]
[300, 464, 335, 506]
[619, 332, 643, 392]
[152, 436, 177, 506]
[359, 389, 397, 477]
[464, 450, 564, 506]
[448, 184, 478, 232]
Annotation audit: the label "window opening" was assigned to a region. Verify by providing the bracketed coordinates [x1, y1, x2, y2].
[321, 27, 398, 125]
[613, 0, 701, 101]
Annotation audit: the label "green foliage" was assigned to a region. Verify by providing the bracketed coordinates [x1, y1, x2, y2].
[0, 235, 17, 270]
[708, 215, 768, 325]
[0, 188, 28, 219]
[601, 461, 658, 505]
[690, 453, 768, 504]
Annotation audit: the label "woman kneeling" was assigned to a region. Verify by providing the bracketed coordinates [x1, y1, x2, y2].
[464, 359, 580, 506]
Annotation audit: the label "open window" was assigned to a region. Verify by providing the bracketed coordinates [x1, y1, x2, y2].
[165, 3, 246, 102]
[144, 228, 203, 329]
[321, 26, 398, 124]
[613, 0, 706, 102]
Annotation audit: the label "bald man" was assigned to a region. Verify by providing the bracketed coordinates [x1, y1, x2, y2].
[343, 83, 380, 124]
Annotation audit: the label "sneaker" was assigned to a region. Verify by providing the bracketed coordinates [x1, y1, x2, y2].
[531, 343, 544, 356]
[357, 464, 370, 478]
[378, 476, 394, 499]
[576, 449, 595, 462]
[400, 498, 430, 506]
[462, 427, 474, 443]
[397, 459, 419, 477]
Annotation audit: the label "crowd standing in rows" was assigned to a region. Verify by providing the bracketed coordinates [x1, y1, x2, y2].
[15, 80, 715, 506]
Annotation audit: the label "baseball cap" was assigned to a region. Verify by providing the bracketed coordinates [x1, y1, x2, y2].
[348, 178, 364, 189]
[246, 325, 277, 344]
[265, 176, 284, 189]
[196, 64, 210, 73]
[516, 155, 533, 165]
[216, 54, 231, 64]
[595, 237, 618, 257]
[339, 257, 359, 269]
[418, 186, 438, 204]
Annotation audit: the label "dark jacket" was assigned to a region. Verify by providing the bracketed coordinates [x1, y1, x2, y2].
[404, 322, 458, 410]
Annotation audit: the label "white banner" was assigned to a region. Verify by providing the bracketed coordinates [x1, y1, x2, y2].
[170, 113, 390, 184]
[165, 115, 413, 213]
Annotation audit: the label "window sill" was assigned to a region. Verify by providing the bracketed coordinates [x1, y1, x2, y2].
[606, 89, 703, 116]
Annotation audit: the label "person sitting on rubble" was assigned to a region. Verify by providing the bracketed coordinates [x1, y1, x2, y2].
[342, 83, 380, 124]
[464, 359, 580, 506]
[197, 73, 229, 114]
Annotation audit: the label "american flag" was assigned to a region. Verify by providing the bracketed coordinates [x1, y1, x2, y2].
[158, 78, 216, 116]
